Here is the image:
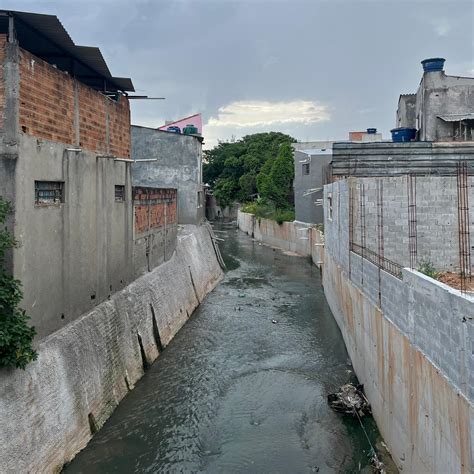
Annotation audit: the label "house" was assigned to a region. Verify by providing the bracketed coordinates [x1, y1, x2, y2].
[396, 58, 474, 141]
[0, 10, 179, 339]
[132, 124, 205, 225]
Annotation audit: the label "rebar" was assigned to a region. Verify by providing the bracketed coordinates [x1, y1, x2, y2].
[456, 161, 471, 292]
[407, 173, 418, 270]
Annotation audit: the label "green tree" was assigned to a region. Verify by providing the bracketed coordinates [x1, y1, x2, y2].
[203, 132, 296, 207]
[0, 198, 37, 369]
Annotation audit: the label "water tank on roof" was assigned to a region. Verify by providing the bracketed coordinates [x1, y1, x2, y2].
[166, 126, 181, 134]
[366, 128, 377, 134]
[183, 124, 198, 135]
[421, 58, 445, 73]
[390, 127, 417, 142]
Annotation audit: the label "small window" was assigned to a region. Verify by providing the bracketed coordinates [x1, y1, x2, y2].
[35, 181, 64, 206]
[327, 193, 333, 221]
[302, 163, 310, 175]
[115, 185, 125, 202]
[197, 190, 203, 207]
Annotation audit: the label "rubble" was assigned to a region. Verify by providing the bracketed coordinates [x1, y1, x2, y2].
[327, 383, 371, 417]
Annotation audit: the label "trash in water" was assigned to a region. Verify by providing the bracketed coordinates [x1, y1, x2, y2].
[271, 319, 278, 324]
[238, 293, 246, 298]
[327, 383, 371, 417]
[369, 449, 386, 473]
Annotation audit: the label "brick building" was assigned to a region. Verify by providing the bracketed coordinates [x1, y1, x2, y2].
[0, 11, 177, 339]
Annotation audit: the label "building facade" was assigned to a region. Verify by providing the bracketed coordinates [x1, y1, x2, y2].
[0, 11, 178, 339]
[396, 58, 474, 142]
[132, 125, 205, 225]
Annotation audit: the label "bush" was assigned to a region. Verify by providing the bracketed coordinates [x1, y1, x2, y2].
[0, 198, 37, 369]
[241, 200, 294, 224]
[417, 258, 439, 280]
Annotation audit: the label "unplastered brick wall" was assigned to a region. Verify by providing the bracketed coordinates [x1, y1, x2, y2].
[133, 187, 178, 235]
[18, 47, 130, 157]
[0, 34, 8, 132]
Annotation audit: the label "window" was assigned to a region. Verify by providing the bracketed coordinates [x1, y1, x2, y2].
[302, 163, 310, 175]
[35, 181, 64, 205]
[197, 191, 203, 207]
[327, 193, 333, 221]
[115, 185, 125, 202]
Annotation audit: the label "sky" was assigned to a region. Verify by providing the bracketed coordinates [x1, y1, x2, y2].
[2, 0, 474, 148]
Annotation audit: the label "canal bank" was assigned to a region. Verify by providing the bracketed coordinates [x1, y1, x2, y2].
[0, 225, 223, 473]
[65, 222, 394, 473]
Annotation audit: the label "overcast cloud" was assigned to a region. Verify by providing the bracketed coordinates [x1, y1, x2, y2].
[2, 0, 473, 147]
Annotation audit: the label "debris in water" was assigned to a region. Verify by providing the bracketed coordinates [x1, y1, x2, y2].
[369, 449, 386, 473]
[238, 293, 246, 298]
[271, 319, 278, 324]
[327, 383, 371, 417]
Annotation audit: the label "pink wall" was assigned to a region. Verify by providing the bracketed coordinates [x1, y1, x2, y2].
[158, 113, 202, 134]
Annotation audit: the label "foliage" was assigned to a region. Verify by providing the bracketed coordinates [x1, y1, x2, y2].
[204, 132, 296, 208]
[417, 258, 439, 280]
[0, 198, 37, 369]
[240, 199, 295, 224]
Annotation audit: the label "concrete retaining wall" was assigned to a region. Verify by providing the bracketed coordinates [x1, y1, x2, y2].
[323, 251, 473, 473]
[0, 225, 223, 473]
[237, 211, 324, 266]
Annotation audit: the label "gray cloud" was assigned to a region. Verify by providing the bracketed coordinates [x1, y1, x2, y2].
[4, 0, 474, 147]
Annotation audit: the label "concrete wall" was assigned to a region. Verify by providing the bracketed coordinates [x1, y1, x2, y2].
[205, 194, 239, 221]
[323, 251, 473, 473]
[0, 224, 223, 473]
[237, 211, 324, 267]
[396, 94, 416, 129]
[416, 70, 474, 142]
[13, 134, 134, 340]
[326, 176, 474, 272]
[323, 178, 474, 472]
[131, 126, 204, 225]
[132, 187, 178, 279]
[293, 149, 331, 224]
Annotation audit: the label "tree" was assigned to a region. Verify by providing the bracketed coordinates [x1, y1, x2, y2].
[0, 198, 37, 369]
[203, 132, 296, 207]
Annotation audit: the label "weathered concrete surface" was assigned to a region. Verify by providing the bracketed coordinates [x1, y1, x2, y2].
[0, 225, 223, 474]
[323, 251, 473, 473]
[237, 211, 324, 267]
[131, 126, 205, 225]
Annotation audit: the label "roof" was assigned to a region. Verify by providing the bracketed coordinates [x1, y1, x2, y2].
[0, 10, 134, 92]
[438, 113, 474, 122]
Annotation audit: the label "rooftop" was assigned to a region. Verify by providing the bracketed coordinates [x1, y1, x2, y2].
[0, 10, 134, 93]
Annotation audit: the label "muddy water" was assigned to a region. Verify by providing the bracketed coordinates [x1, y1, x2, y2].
[65, 222, 393, 473]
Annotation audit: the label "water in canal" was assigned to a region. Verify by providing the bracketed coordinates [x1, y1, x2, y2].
[66, 222, 393, 473]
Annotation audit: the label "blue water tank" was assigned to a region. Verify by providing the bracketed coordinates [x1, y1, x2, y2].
[421, 58, 445, 73]
[166, 126, 181, 134]
[391, 127, 417, 142]
[366, 128, 377, 134]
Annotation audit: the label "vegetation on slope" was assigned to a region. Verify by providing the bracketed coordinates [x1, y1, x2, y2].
[203, 132, 296, 222]
[0, 198, 37, 369]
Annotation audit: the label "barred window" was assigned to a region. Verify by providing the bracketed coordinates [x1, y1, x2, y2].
[35, 181, 64, 205]
[115, 185, 125, 202]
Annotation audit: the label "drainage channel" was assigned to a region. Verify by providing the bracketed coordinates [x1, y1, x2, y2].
[65, 221, 395, 473]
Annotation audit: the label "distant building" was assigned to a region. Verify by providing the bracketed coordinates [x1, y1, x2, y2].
[396, 58, 474, 141]
[293, 131, 382, 224]
[132, 125, 205, 225]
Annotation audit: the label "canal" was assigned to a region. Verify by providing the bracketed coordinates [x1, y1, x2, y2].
[65, 222, 392, 473]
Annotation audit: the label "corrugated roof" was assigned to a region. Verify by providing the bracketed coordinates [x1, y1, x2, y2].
[1, 10, 134, 92]
[438, 113, 474, 122]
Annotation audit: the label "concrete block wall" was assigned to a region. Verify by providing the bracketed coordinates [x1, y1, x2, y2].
[330, 175, 474, 272]
[323, 251, 473, 473]
[324, 176, 474, 472]
[0, 224, 223, 473]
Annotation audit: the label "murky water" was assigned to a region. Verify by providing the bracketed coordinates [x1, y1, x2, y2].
[65, 222, 393, 473]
